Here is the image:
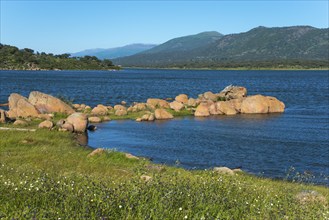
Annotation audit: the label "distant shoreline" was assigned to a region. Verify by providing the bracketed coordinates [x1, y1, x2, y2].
[1, 67, 328, 71]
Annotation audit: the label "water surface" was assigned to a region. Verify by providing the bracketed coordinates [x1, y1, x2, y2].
[1, 69, 328, 184]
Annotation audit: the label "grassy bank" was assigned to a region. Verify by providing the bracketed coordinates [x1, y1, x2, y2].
[0, 129, 328, 219]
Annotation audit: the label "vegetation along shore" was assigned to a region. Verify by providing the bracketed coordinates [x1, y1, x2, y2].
[0, 86, 328, 219]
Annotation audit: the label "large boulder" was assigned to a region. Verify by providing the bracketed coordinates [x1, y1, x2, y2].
[240, 95, 269, 114]
[0, 109, 9, 123]
[38, 120, 54, 129]
[218, 85, 247, 100]
[28, 91, 75, 114]
[146, 98, 170, 109]
[7, 93, 40, 118]
[154, 109, 173, 120]
[267, 96, 285, 113]
[194, 103, 210, 117]
[216, 101, 238, 115]
[91, 104, 108, 115]
[67, 113, 88, 133]
[169, 101, 184, 111]
[175, 94, 188, 104]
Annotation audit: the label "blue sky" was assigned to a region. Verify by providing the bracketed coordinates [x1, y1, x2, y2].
[1, 0, 328, 54]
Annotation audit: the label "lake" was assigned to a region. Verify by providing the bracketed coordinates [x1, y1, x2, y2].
[0, 69, 328, 184]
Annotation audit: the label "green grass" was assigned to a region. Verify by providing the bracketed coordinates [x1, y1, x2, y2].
[0, 129, 328, 219]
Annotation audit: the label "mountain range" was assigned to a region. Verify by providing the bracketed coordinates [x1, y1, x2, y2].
[113, 26, 329, 68]
[70, 44, 157, 59]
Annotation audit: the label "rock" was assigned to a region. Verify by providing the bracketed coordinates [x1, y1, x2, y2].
[175, 94, 188, 104]
[61, 122, 74, 132]
[38, 120, 53, 129]
[125, 153, 139, 159]
[132, 103, 147, 111]
[7, 93, 40, 118]
[194, 103, 210, 117]
[0, 109, 9, 123]
[209, 103, 221, 115]
[203, 91, 218, 101]
[154, 109, 174, 120]
[218, 85, 247, 100]
[187, 98, 197, 107]
[37, 114, 53, 121]
[87, 148, 105, 157]
[214, 167, 235, 175]
[148, 114, 155, 121]
[140, 175, 152, 182]
[141, 114, 150, 121]
[216, 101, 238, 115]
[72, 104, 80, 109]
[66, 113, 88, 133]
[240, 95, 269, 114]
[115, 109, 127, 116]
[169, 101, 184, 111]
[136, 118, 142, 122]
[267, 96, 285, 113]
[227, 98, 243, 112]
[88, 116, 102, 123]
[121, 101, 127, 106]
[103, 116, 111, 121]
[114, 104, 126, 111]
[146, 98, 170, 108]
[13, 119, 28, 126]
[87, 125, 97, 131]
[56, 119, 66, 127]
[28, 91, 75, 114]
[91, 104, 108, 116]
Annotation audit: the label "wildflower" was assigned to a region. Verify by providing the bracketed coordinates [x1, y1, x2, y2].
[179, 207, 183, 211]
[119, 205, 122, 209]
[184, 216, 188, 219]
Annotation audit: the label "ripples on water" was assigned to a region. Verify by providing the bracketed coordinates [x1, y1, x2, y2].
[0, 69, 328, 184]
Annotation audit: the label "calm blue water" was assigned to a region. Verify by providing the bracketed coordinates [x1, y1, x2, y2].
[1, 69, 328, 184]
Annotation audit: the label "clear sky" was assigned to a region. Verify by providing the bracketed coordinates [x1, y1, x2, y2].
[1, 0, 328, 54]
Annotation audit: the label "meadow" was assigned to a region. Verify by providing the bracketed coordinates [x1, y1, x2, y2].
[0, 128, 328, 219]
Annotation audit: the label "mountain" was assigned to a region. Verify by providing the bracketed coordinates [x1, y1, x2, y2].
[71, 44, 157, 59]
[113, 26, 329, 68]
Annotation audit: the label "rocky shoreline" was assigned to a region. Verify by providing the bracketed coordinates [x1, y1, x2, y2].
[0, 85, 285, 133]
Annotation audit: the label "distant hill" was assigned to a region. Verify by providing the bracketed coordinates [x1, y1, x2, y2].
[71, 44, 157, 59]
[113, 26, 329, 69]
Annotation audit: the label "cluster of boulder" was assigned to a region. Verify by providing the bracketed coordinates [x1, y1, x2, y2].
[0, 91, 88, 132]
[0, 85, 285, 133]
